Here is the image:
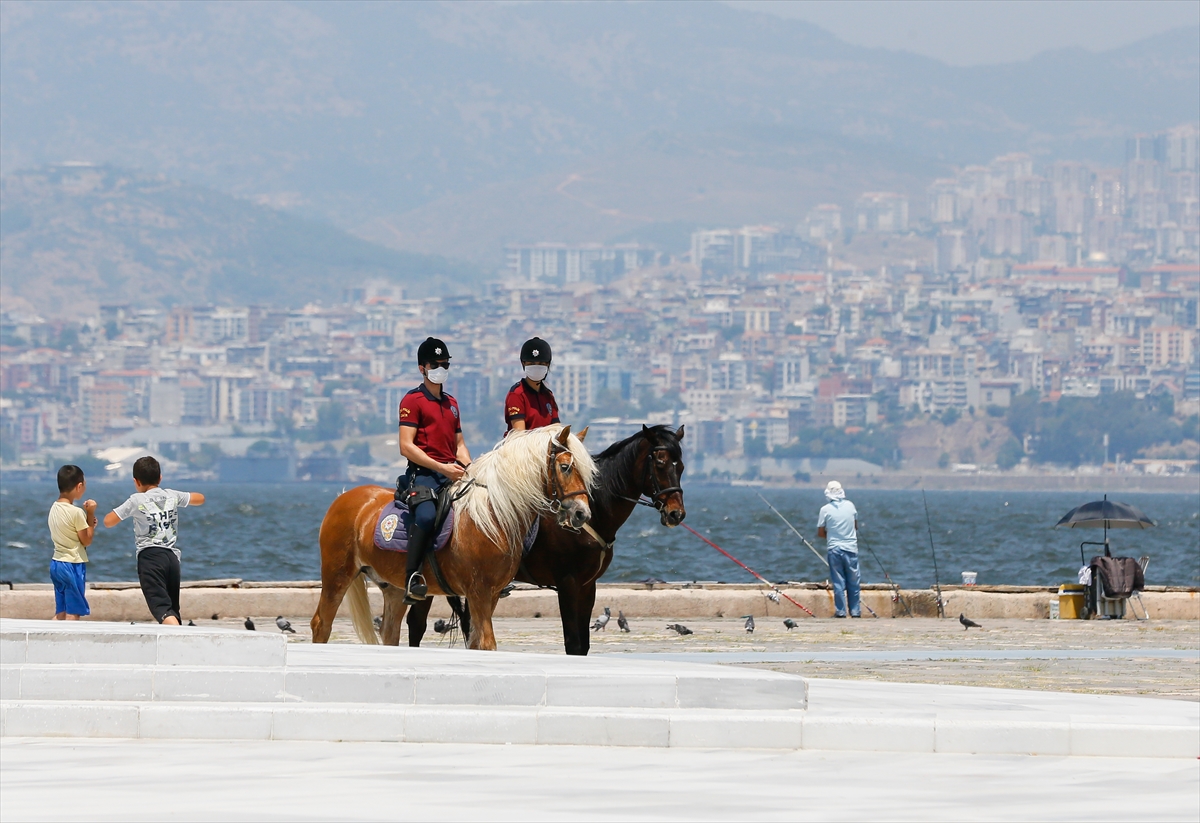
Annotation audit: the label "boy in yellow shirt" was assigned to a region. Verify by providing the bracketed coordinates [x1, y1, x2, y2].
[48, 465, 97, 620]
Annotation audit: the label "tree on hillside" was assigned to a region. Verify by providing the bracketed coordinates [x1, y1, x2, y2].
[1005, 390, 1185, 466]
[315, 402, 346, 442]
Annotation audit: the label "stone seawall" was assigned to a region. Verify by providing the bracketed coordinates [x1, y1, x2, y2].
[2, 581, 1196, 622]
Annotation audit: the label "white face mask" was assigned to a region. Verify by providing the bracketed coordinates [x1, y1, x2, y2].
[524, 364, 549, 382]
[425, 367, 448, 385]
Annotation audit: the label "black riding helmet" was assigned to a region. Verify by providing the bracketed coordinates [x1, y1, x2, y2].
[520, 337, 551, 364]
[417, 337, 451, 366]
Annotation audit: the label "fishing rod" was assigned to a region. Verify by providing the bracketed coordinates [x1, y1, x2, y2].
[920, 487, 945, 618]
[681, 523, 815, 617]
[757, 493, 828, 568]
[857, 525, 913, 618]
[757, 494, 878, 618]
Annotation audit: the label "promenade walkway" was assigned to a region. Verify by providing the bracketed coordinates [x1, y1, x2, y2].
[2, 617, 1197, 820]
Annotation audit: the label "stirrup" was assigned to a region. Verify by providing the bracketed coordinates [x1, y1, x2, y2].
[403, 572, 428, 604]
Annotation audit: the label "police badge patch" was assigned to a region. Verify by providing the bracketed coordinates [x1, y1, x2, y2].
[380, 514, 400, 542]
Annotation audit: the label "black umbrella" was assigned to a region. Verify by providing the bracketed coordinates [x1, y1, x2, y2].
[1054, 494, 1155, 565]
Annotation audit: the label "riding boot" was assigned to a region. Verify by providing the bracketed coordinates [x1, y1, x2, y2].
[403, 523, 432, 605]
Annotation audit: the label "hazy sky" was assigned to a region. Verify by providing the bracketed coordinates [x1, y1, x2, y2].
[726, 0, 1200, 66]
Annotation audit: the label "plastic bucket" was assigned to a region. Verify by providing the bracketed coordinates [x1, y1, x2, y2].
[961, 571, 977, 586]
[1058, 583, 1086, 619]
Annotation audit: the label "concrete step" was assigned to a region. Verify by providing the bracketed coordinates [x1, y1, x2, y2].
[2, 658, 806, 710]
[1, 619, 285, 667]
[3, 699, 1196, 757]
[3, 619, 1196, 757]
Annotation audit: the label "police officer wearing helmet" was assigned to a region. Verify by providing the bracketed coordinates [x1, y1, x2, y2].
[505, 337, 559, 433]
[397, 337, 472, 604]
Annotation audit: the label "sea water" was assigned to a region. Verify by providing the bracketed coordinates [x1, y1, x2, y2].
[1, 482, 1196, 587]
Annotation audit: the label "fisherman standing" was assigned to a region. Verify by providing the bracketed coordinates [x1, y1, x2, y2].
[817, 480, 860, 618]
[504, 337, 559, 433]
[397, 337, 472, 604]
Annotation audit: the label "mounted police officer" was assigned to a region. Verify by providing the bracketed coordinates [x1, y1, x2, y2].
[397, 337, 472, 604]
[505, 337, 559, 434]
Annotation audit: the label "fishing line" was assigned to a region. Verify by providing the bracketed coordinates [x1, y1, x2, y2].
[681, 523, 815, 617]
[921, 487, 945, 618]
[857, 525, 913, 617]
[757, 494, 878, 618]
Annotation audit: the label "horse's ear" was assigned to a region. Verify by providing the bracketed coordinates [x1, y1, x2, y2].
[676, 424, 685, 440]
[576, 426, 588, 442]
[556, 424, 572, 445]
[642, 424, 650, 433]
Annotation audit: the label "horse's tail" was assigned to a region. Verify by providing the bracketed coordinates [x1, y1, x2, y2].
[346, 574, 379, 645]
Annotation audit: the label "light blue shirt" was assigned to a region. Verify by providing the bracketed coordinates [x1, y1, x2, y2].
[817, 499, 858, 553]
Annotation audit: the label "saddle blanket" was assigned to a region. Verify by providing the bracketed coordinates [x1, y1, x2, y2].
[373, 502, 455, 553]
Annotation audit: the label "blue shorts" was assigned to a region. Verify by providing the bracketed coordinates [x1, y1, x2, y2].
[50, 560, 89, 616]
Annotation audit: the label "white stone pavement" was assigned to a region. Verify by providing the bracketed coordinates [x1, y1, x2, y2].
[3, 618, 1197, 758]
[1, 738, 1197, 822]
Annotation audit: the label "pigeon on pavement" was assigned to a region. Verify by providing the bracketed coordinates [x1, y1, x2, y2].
[275, 616, 296, 633]
[211, 614, 219, 620]
[244, 617, 255, 631]
[433, 618, 451, 635]
[617, 610, 630, 632]
[187, 620, 196, 626]
[742, 615, 755, 633]
[591, 607, 611, 632]
[373, 616, 383, 631]
[783, 618, 798, 630]
[666, 623, 693, 636]
[959, 613, 983, 630]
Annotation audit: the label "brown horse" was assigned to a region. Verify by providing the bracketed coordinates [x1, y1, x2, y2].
[406, 424, 686, 655]
[310, 425, 595, 650]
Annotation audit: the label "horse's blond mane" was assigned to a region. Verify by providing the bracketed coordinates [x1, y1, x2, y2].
[453, 425, 595, 553]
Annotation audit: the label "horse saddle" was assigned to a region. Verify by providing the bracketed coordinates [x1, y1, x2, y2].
[374, 498, 455, 553]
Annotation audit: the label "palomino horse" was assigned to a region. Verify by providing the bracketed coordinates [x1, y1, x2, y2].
[310, 425, 595, 650]
[406, 424, 685, 655]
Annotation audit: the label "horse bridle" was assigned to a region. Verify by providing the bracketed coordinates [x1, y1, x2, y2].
[546, 440, 588, 526]
[620, 440, 682, 511]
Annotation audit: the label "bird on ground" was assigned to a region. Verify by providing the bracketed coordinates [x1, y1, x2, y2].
[187, 620, 196, 627]
[783, 618, 798, 630]
[211, 614, 219, 620]
[959, 613, 983, 630]
[666, 623, 693, 636]
[591, 607, 611, 632]
[373, 616, 383, 631]
[244, 618, 255, 631]
[275, 616, 296, 634]
[617, 610, 630, 632]
[433, 618, 451, 635]
[742, 615, 755, 633]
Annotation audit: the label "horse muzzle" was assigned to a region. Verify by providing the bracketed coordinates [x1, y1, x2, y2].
[660, 503, 686, 528]
[556, 499, 591, 531]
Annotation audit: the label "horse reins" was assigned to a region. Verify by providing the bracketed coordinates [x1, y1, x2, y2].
[546, 440, 589, 524]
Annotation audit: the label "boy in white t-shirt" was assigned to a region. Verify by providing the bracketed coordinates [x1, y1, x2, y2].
[48, 465, 97, 619]
[104, 456, 205, 625]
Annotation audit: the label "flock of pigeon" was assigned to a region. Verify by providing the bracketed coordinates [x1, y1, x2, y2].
[225, 610, 984, 635]
[586, 608, 812, 637]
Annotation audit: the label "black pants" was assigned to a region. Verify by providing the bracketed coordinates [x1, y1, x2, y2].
[137, 546, 181, 623]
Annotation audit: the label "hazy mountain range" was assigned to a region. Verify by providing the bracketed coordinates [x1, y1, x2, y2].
[1, 1, 1196, 312]
[0, 166, 481, 317]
